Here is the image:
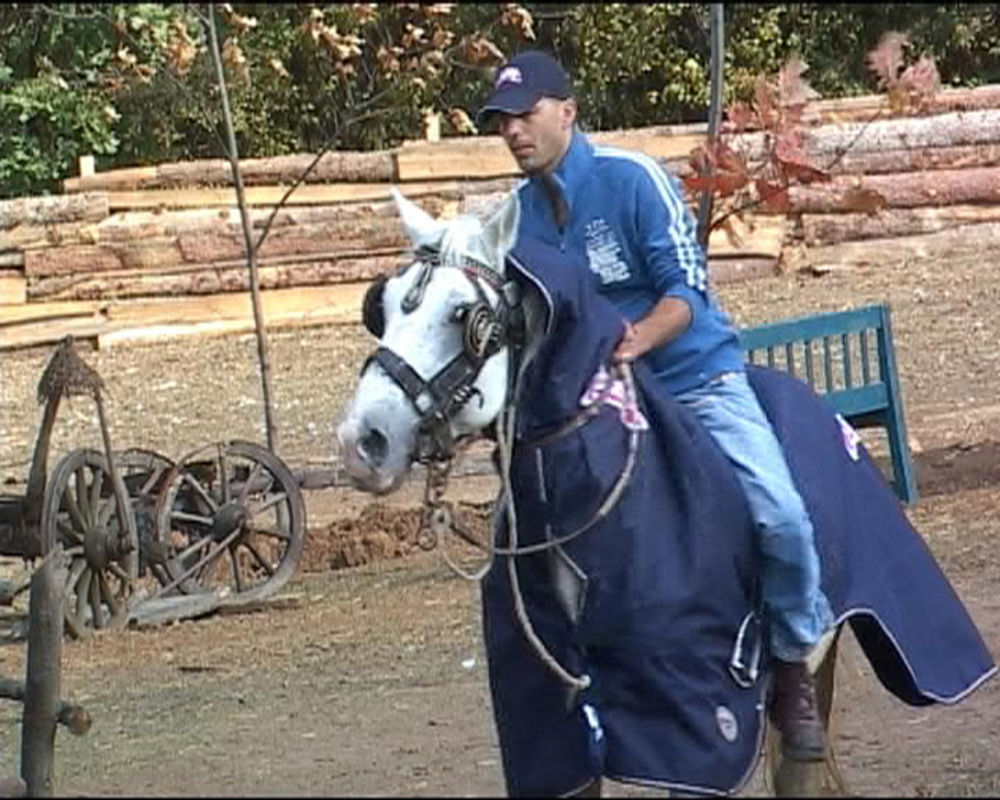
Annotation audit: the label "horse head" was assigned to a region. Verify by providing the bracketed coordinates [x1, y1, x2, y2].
[336, 189, 528, 494]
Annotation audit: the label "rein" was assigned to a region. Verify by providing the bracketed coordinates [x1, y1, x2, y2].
[426, 358, 645, 696]
[366, 249, 644, 694]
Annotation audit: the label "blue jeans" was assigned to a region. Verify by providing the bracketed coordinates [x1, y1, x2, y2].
[676, 371, 835, 662]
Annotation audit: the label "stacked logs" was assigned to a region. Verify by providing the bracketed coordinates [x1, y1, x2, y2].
[2, 84, 999, 349]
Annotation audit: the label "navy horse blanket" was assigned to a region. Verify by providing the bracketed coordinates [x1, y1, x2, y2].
[481, 239, 996, 797]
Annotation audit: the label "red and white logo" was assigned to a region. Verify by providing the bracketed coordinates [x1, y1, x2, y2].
[836, 413, 861, 462]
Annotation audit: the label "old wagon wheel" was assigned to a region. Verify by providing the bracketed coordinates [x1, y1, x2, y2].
[115, 448, 175, 583]
[151, 440, 305, 605]
[42, 448, 139, 639]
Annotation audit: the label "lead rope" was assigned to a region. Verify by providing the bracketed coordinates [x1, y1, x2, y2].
[496, 383, 592, 694]
[424, 360, 642, 694]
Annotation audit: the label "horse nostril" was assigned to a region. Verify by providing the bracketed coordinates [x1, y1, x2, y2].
[358, 427, 389, 467]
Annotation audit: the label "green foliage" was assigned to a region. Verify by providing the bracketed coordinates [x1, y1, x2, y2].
[1, 3, 999, 199]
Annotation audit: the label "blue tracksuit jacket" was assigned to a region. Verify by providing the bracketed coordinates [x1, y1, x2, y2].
[515, 129, 744, 395]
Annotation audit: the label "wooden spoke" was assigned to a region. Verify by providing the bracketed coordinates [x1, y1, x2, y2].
[171, 534, 214, 566]
[89, 571, 104, 629]
[64, 558, 87, 596]
[248, 491, 289, 516]
[88, 466, 104, 526]
[169, 510, 215, 528]
[99, 570, 122, 620]
[138, 464, 168, 496]
[154, 527, 242, 598]
[229, 548, 244, 593]
[244, 541, 277, 576]
[56, 518, 85, 544]
[181, 472, 219, 513]
[75, 568, 92, 624]
[62, 485, 88, 534]
[74, 465, 91, 524]
[237, 462, 267, 504]
[107, 561, 131, 583]
[97, 489, 117, 530]
[244, 524, 292, 542]
[219, 448, 230, 505]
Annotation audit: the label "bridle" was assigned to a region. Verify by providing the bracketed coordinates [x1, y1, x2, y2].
[360, 246, 525, 465]
[358, 246, 643, 698]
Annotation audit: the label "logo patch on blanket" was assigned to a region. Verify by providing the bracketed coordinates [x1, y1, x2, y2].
[835, 413, 861, 461]
[715, 705, 739, 743]
[580, 365, 649, 431]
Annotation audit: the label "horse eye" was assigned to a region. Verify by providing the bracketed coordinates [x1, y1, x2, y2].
[451, 304, 471, 323]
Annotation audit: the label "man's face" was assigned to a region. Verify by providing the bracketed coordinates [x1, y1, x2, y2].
[497, 97, 577, 176]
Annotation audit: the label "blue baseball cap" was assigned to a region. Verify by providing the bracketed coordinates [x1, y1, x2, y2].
[477, 50, 573, 123]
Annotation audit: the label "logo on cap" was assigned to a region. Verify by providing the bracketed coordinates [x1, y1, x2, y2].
[496, 66, 522, 87]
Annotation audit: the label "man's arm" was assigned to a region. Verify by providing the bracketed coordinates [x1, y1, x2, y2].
[613, 295, 691, 363]
[613, 159, 708, 362]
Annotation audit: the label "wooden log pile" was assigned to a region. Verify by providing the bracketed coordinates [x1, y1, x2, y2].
[1, 84, 999, 351]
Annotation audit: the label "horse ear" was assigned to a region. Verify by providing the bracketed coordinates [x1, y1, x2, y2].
[391, 187, 446, 249]
[481, 190, 520, 270]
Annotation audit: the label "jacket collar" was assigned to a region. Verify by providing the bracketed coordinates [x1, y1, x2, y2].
[532, 128, 592, 218]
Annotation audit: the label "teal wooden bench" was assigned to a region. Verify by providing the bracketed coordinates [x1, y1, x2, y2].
[738, 303, 918, 504]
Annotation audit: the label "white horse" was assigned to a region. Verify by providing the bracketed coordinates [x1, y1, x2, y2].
[336, 190, 995, 798]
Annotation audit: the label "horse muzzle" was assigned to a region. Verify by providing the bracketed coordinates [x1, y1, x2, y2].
[335, 420, 409, 495]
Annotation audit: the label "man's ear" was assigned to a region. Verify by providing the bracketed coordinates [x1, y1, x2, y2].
[561, 98, 578, 130]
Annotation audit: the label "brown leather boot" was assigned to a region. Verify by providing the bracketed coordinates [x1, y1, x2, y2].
[768, 659, 826, 761]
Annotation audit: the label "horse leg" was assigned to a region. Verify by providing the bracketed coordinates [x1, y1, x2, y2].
[772, 624, 846, 797]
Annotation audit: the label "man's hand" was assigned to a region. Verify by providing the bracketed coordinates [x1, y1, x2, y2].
[613, 320, 641, 363]
[612, 296, 693, 364]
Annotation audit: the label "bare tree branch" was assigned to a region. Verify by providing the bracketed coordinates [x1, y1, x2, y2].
[252, 96, 396, 256]
[203, 1, 278, 453]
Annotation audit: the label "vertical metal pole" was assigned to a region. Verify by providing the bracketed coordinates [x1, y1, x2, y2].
[697, 3, 726, 251]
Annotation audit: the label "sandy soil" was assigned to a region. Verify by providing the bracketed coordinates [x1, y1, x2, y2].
[0, 237, 999, 796]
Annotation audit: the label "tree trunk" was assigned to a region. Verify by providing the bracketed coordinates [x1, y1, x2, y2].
[800, 205, 1000, 245]
[21, 549, 68, 798]
[62, 151, 396, 193]
[789, 165, 1000, 213]
[0, 194, 108, 230]
[804, 109, 1000, 163]
[825, 141, 1000, 175]
[0, 196, 457, 253]
[802, 84, 1000, 125]
[27, 253, 406, 301]
[95, 179, 516, 212]
[22, 220, 409, 277]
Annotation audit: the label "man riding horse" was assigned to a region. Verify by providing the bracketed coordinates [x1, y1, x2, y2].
[477, 49, 833, 762]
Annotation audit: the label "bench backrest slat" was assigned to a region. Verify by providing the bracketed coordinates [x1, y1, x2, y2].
[843, 332, 854, 389]
[822, 336, 834, 391]
[860, 329, 872, 385]
[737, 303, 917, 504]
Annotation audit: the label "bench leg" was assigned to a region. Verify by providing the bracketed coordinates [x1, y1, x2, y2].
[885, 407, 918, 504]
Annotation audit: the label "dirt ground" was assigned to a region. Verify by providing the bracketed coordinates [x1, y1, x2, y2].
[1, 237, 1000, 796]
